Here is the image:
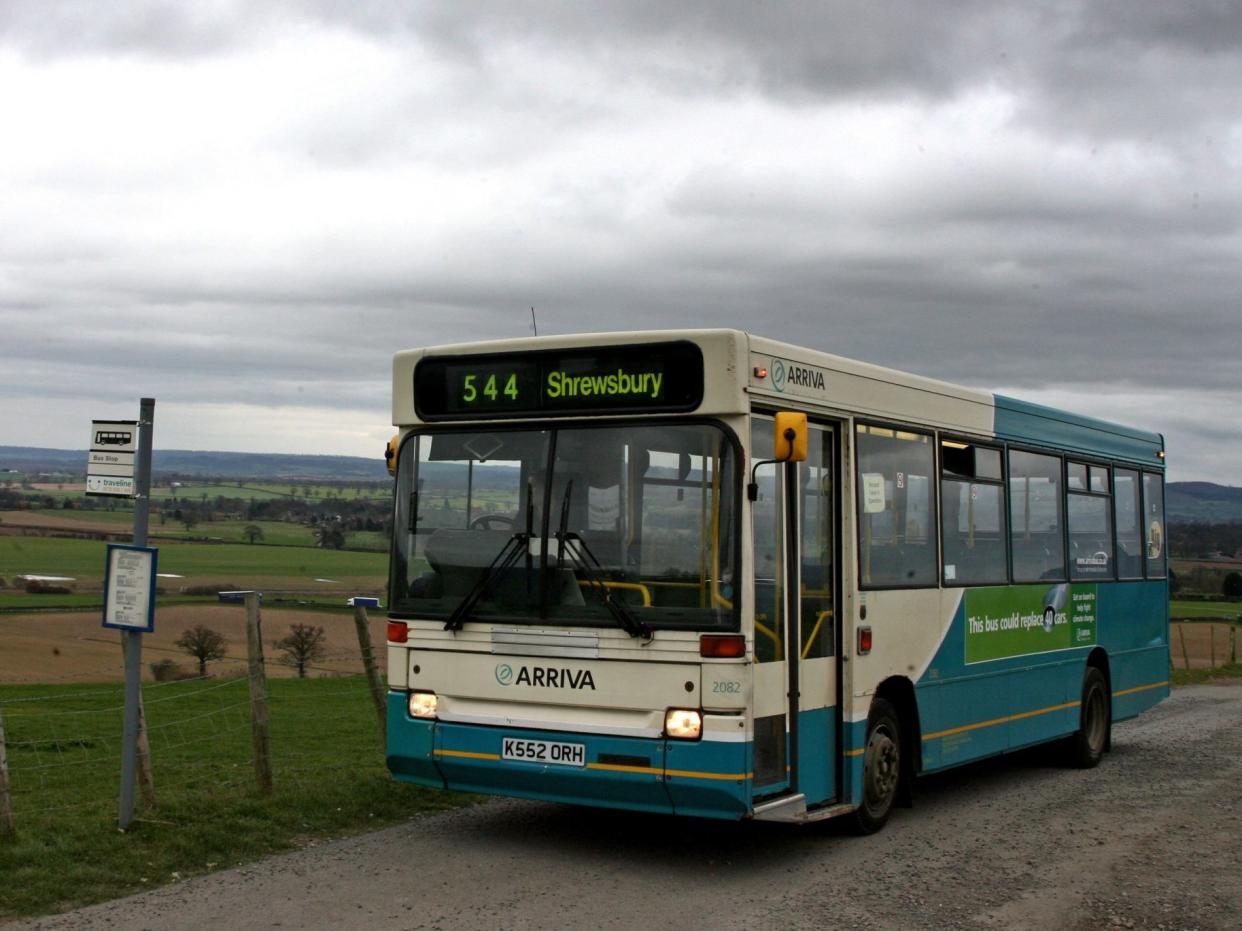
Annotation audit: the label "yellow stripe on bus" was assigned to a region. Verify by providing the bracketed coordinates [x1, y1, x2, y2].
[434, 750, 749, 782]
[434, 749, 500, 762]
[1113, 680, 1168, 698]
[922, 700, 1080, 742]
[909, 678, 1169, 745]
[664, 768, 751, 782]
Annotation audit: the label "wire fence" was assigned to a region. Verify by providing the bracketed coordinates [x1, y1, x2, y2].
[1169, 618, 1240, 670]
[4, 612, 1233, 836]
[0, 603, 390, 836]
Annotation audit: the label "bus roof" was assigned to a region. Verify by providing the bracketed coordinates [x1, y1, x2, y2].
[394, 328, 1165, 468]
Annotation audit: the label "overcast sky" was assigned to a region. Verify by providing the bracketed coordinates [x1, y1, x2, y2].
[1, 1, 1238, 482]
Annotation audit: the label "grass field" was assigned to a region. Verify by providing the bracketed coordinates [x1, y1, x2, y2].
[9, 482, 390, 504]
[1170, 662, 1242, 685]
[1, 510, 387, 551]
[0, 677, 473, 919]
[0, 536, 387, 593]
[1170, 599, 1242, 619]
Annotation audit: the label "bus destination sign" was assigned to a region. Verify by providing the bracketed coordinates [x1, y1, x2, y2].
[414, 342, 704, 419]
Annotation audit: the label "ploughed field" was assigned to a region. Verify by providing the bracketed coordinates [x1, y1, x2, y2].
[0, 605, 390, 684]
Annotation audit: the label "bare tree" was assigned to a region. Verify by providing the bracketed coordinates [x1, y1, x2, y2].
[173, 625, 228, 676]
[242, 523, 264, 544]
[274, 624, 327, 678]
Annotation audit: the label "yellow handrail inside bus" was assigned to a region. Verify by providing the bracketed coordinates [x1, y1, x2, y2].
[801, 609, 833, 660]
[754, 616, 781, 655]
[579, 579, 652, 607]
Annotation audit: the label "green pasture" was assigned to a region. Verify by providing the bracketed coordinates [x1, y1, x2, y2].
[154, 519, 318, 546]
[1171, 662, 1242, 685]
[0, 677, 473, 918]
[0, 537, 388, 591]
[4, 481, 387, 511]
[2, 510, 387, 551]
[1170, 600, 1242, 619]
[4, 511, 310, 544]
[154, 482, 390, 502]
[5, 481, 390, 505]
[0, 592, 105, 611]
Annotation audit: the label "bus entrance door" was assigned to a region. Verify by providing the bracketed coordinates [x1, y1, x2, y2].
[751, 418, 840, 810]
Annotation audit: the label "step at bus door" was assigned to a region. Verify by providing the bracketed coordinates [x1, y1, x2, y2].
[751, 416, 840, 806]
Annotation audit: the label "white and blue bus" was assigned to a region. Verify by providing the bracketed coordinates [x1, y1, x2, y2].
[384, 330, 1168, 831]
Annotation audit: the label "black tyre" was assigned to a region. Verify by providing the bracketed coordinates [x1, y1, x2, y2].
[849, 697, 902, 835]
[1068, 666, 1110, 769]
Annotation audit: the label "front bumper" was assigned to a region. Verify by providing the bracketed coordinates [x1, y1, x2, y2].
[386, 692, 751, 820]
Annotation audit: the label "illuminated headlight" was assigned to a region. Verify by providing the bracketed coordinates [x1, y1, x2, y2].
[664, 708, 703, 740]
[408, 691, 438, 719]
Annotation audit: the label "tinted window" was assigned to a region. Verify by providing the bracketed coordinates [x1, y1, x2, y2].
[1114, 468, 1142, 579]
[1143, 472, 1166, 578]
[1009, 450, 1065, 582]
[1068, 493, 1114, 580]
[856, 425, 937, 587]
[940, 441, 1006, 585]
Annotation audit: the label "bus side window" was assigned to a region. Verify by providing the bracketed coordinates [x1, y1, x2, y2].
[1067, 461, 1114, 581]
[1008, 449, 1066, 582]
[1113, 469, 1143, 579]
[939, 441, 1007, 586]
[855, 424, 937, 588]
[1143, 472, 1166, 578]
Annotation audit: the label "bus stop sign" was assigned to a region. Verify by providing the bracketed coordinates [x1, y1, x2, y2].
[87, 420, 138, 497]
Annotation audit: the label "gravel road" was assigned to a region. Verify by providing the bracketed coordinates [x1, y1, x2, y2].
[7, 682, 1240, 931]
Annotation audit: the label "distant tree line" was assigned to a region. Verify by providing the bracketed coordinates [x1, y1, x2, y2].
[1167, 521, 1242, 560]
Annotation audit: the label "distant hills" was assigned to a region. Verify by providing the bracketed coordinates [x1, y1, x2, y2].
[0, 445, 388, 481]
[1165, 482, 1242, 523]
[4, 445, 1241, 520]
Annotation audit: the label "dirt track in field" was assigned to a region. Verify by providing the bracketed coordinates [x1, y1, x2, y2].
[5, 681, 1239, 930]
[0, 605, 388, 684]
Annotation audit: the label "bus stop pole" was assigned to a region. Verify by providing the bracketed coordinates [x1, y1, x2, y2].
[119, 398, 154, 829]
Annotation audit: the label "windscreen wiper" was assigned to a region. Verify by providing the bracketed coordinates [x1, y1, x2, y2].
[445, 480, 538, 632]
[554, 481, 651, 639]
[443, 532, 530, 631]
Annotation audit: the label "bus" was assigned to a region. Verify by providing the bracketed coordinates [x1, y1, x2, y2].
[384, 329, 1168, 832]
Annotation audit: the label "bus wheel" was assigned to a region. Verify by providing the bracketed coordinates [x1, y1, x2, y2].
[850, 697, 901, 835]
[1068, 667, 1110, 769]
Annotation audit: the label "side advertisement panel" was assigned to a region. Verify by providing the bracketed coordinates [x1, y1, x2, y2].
[964, 584, 1097, 664]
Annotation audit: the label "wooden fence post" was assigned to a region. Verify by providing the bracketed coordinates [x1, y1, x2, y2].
[1210, 624, 1217, 669]
[1177, 622, 1190, 670]
[137, 695, 156, 810]
[245, 593, 274, 794]
[353, 606, 387, 740]
[0, 708, 14, 835]
[1231, 622, 1238, 666]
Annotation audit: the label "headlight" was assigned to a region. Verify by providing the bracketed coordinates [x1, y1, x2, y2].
[664, 708, 702, 740]
[408, 690, 438, 719]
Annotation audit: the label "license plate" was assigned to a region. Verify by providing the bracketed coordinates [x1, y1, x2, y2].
[501, 737, 586, 768]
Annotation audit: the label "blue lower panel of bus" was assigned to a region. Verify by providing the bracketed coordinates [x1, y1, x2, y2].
[1109, 645, 1170, 721]
[386, 694, 751, 819]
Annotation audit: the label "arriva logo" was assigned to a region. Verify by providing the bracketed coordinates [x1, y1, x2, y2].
[772, 359, 826, 393]
[493, 663, 598, 690]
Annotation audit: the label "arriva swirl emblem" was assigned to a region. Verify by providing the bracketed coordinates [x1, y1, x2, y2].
[495, 663, 514, 686]
[771, 359, 786, 392]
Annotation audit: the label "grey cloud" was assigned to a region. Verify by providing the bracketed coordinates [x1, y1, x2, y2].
[0, 1, 264, 58]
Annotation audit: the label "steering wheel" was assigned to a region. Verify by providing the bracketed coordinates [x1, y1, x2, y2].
[469, 514, 516, 530]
